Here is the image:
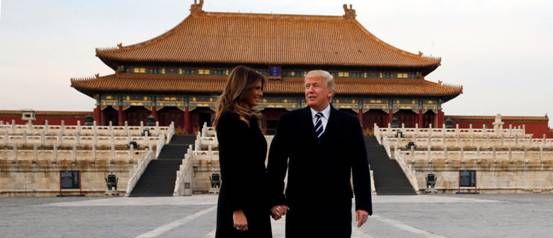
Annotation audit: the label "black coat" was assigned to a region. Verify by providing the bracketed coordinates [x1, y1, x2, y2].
[215, 111, 272, 238]
[267, 106, 372, 238]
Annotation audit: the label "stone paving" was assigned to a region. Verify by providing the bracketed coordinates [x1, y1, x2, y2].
[1, 194, 553, 238]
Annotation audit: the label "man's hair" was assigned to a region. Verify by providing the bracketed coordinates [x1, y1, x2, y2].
[305, 70, 336, 95]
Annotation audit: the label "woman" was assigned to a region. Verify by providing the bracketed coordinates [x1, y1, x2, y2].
[214, 65, 272, 238]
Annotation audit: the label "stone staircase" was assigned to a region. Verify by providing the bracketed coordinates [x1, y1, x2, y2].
[365, 136, 416, 195]
[129, 135, 196, 197]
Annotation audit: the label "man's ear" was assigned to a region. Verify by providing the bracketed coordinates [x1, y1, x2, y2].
[328, 91, 334, 100]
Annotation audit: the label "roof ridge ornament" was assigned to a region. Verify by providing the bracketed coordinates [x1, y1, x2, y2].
[343, 4, 356, 19]
[190, 0, 204, 16]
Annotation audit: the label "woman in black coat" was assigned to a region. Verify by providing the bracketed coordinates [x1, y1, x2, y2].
[214, 65, 272, 238]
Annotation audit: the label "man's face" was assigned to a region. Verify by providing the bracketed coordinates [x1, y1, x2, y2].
[304, 76, 332, 111]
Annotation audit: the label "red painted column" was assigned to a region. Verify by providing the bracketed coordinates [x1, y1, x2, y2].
[436, 109, 445, 128]
[151, 106, 159, 122]
[121, 108, 127, 125]
[386, 109, 394, 126]
[117, 106, 124, 126]
[94, 105, 101, 124]
[357, 109, 364, 129]
[184, 107, 191, 134]
[417, 110, 424, 128]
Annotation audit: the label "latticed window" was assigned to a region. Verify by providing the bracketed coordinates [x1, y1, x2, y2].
[149, 68, 162, 74]
[397, 73, 409, 79]
[367, 72, 379, 78]
[286, 70, 305, 77]
[165, 68, 178, 74]
[198, 69, 210, 75]
[212, 69, 225, 75]
[133, 67, 146, 73]
[380, 72, 392, 79]
[338, 72, 350, 78]
[350, 72, 365, 78]
[183, 68, 195, 75]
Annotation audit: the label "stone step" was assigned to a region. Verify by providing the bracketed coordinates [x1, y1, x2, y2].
[365, 136, 416, 195]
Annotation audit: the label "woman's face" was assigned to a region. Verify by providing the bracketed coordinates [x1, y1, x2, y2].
[244, 80, 263, 107]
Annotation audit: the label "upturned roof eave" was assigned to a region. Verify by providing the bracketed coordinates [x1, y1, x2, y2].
[94, 54, 441, 71]
[71, 82, 462, 99]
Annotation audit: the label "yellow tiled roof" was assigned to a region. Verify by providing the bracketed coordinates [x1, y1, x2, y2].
[96, 7, 440, 69]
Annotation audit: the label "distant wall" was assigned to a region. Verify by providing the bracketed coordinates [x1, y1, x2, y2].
[0, 110, 92, 126]
[447, 115, 552, 138]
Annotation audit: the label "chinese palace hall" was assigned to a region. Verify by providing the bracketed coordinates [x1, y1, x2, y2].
[35, 1, 542, 137]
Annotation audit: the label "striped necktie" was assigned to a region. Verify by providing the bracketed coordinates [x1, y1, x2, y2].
[314, 112, 324, 138]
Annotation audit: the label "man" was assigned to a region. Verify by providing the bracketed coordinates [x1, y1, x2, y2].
[267, 70, 372, 238]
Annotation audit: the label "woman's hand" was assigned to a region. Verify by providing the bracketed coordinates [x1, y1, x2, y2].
[233, 210, 248, 231]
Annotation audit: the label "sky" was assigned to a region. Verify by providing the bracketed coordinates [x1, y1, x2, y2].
[0, 0, 552, 126]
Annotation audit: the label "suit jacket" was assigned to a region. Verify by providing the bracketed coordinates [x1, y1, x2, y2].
[267, 106, 372, 214]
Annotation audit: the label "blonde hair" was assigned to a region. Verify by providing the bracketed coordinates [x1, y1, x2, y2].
[214, 65, 267, 127]
[305, 70, 336, 96]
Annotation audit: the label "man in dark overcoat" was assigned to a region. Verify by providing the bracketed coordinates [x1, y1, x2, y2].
[268, 70, 372, 238]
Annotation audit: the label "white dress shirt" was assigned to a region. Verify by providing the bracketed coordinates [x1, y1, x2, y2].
[310, 105, 331, 134]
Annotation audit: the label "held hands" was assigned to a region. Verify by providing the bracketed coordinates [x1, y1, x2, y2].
[356, 209, 369, 227]
[233, 210, 248, 231]
[271, 205, 289, 220]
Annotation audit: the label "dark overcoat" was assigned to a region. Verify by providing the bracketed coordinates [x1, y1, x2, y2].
[215, 111, 272, 238]
[268, 106, 372, 238]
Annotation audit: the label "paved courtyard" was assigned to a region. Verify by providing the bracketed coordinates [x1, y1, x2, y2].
[1, 194, 552, 238]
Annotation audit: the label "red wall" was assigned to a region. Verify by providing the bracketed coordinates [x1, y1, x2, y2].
[1, 110, 551, 138]
[447, 116, 552, 138]
[0, 111, 91, 126]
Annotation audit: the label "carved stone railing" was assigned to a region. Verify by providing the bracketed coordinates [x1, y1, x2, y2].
[154, 134, 166, 159]
[0, 135, 161, 148]
[393, 149, 420, 192]
[382, 137, 553, 151]
[166, 122, 175, 144]
[374, 124, 529, 142]
[174, 146, 194, 196]
[126, 149, 153, 196]
[399, 149, 553, 162]
[0, 121, 169, 137]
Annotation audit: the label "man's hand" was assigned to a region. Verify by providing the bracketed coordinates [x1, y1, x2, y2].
[356, 210, 369, 227]
[271, 205, 289, 220]
[233, 210, 248, 231]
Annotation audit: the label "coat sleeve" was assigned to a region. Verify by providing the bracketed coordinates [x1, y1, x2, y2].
[349, 116, 373, 215]
[267, 113, 291, 207]
[216, 112, 250, 211]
